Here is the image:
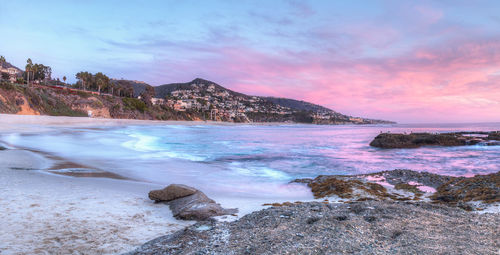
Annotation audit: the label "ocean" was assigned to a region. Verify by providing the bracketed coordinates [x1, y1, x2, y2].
[2, 122, 499, 199]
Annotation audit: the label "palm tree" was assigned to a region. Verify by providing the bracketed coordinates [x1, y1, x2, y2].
[94, 72, 109, 94]
[84, 72, 93, 91]
[25, 58, 33, 86]
[75, 72, 83, 89]
[76, 71, 92, 90]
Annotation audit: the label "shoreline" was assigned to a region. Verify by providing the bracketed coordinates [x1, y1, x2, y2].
[0, 143, 315, 254]
[0, 113, 394, 130]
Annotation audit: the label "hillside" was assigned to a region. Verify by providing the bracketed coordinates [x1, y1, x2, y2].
[154, 78, 247, 99]
[110, 79, 152, 98]
[0, 61, 23, 71]
[148, 78, 393, 124]
[0, 78, 394, 124]
[0, 83, 200, 121]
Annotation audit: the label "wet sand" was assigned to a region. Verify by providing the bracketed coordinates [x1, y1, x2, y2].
[0, 149, 193, 254]
[0, 114, 294, 132]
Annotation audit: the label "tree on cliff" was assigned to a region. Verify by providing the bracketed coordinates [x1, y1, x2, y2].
[25, 58, 33, 85]
[75, 71, 92, 90]
[23, 60, 52, 84]
[140, 86, 155, 106]
[94, 72, 109, 94]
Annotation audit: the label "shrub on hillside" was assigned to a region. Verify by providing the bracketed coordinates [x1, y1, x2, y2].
[0, 81, 15, 90]
[77, 91, 92, 98]
[122, 97, 147, 112]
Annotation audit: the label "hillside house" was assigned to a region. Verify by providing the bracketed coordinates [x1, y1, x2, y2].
[0, 66, 21, 82]
[151, 98, 165, 105]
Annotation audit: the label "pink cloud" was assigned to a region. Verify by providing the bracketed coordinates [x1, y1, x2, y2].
[167, 37, 500, 123]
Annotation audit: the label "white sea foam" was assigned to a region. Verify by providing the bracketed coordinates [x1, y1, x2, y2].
[122, 133, 161, 152]
[140, 151, 206, 161]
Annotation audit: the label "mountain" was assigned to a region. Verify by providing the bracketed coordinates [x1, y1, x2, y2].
[154, 78, 247, 99]
[145, 78, 394, 124]
[263, 97, 335, 114]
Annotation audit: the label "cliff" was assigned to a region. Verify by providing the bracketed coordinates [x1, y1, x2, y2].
[0, 83, 199, 121]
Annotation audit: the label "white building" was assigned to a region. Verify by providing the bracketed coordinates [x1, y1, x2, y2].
[0, 65, 21, 82]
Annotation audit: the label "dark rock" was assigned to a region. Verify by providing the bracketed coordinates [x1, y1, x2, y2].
[370, 132, 465, 148]
[306, 216, 321, 224]
[369, 131, 500, 149]
[148, 184, 198, 202]
[364, 216, 377, 222]
[431, 171, 500, 204]
[334, 215, 348, 221]
[148, 184, 238, 220]
[377, 169, 454, 188]
[487, 131, 500, 140]
[168, 191, 237, 220]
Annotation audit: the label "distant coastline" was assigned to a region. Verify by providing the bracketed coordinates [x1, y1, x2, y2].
[0, 74, 394, 125]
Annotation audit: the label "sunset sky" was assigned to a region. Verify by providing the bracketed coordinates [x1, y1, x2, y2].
[1, 0, 499, 123]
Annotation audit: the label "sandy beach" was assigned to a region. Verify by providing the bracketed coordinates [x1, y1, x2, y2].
[0, 115, 202, 254]
[0, 114, 312, 254]
[0, 148, 194, 254]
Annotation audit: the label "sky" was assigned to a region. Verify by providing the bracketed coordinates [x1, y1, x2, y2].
[1, 0, 499, 123]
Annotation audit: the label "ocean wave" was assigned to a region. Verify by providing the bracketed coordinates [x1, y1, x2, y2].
[121, 133, 161, 152]
[139, 151, 206, 161]
[229, 163, 290, 180]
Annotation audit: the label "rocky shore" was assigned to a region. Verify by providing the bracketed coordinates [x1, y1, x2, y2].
[370, 131, 500, 148]
[128, 201, 499, 254]
[293, 169, 499, 211]
[128, 170, 499, 254]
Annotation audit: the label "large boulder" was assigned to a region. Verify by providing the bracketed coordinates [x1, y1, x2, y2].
[149, 184, 238, 220]
[148, 184, 198, 202]
[169, 191, 237, 220]
[370, 133, 466, 148]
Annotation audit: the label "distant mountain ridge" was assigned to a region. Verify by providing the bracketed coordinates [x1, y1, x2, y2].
[154, 78, 247, 99]
[126, 77, 395, 124]
[263, 97, 335, 114]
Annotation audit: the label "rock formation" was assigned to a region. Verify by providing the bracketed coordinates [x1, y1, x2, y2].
[149, 184, 237, 220]
[370, 131, 500, 149]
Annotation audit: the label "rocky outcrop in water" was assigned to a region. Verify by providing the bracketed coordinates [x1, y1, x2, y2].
[128, 201, 499, 255]
[370, 131, 500, 148]
[149, 184, 237, 221]
[293, 169, 500, 211]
